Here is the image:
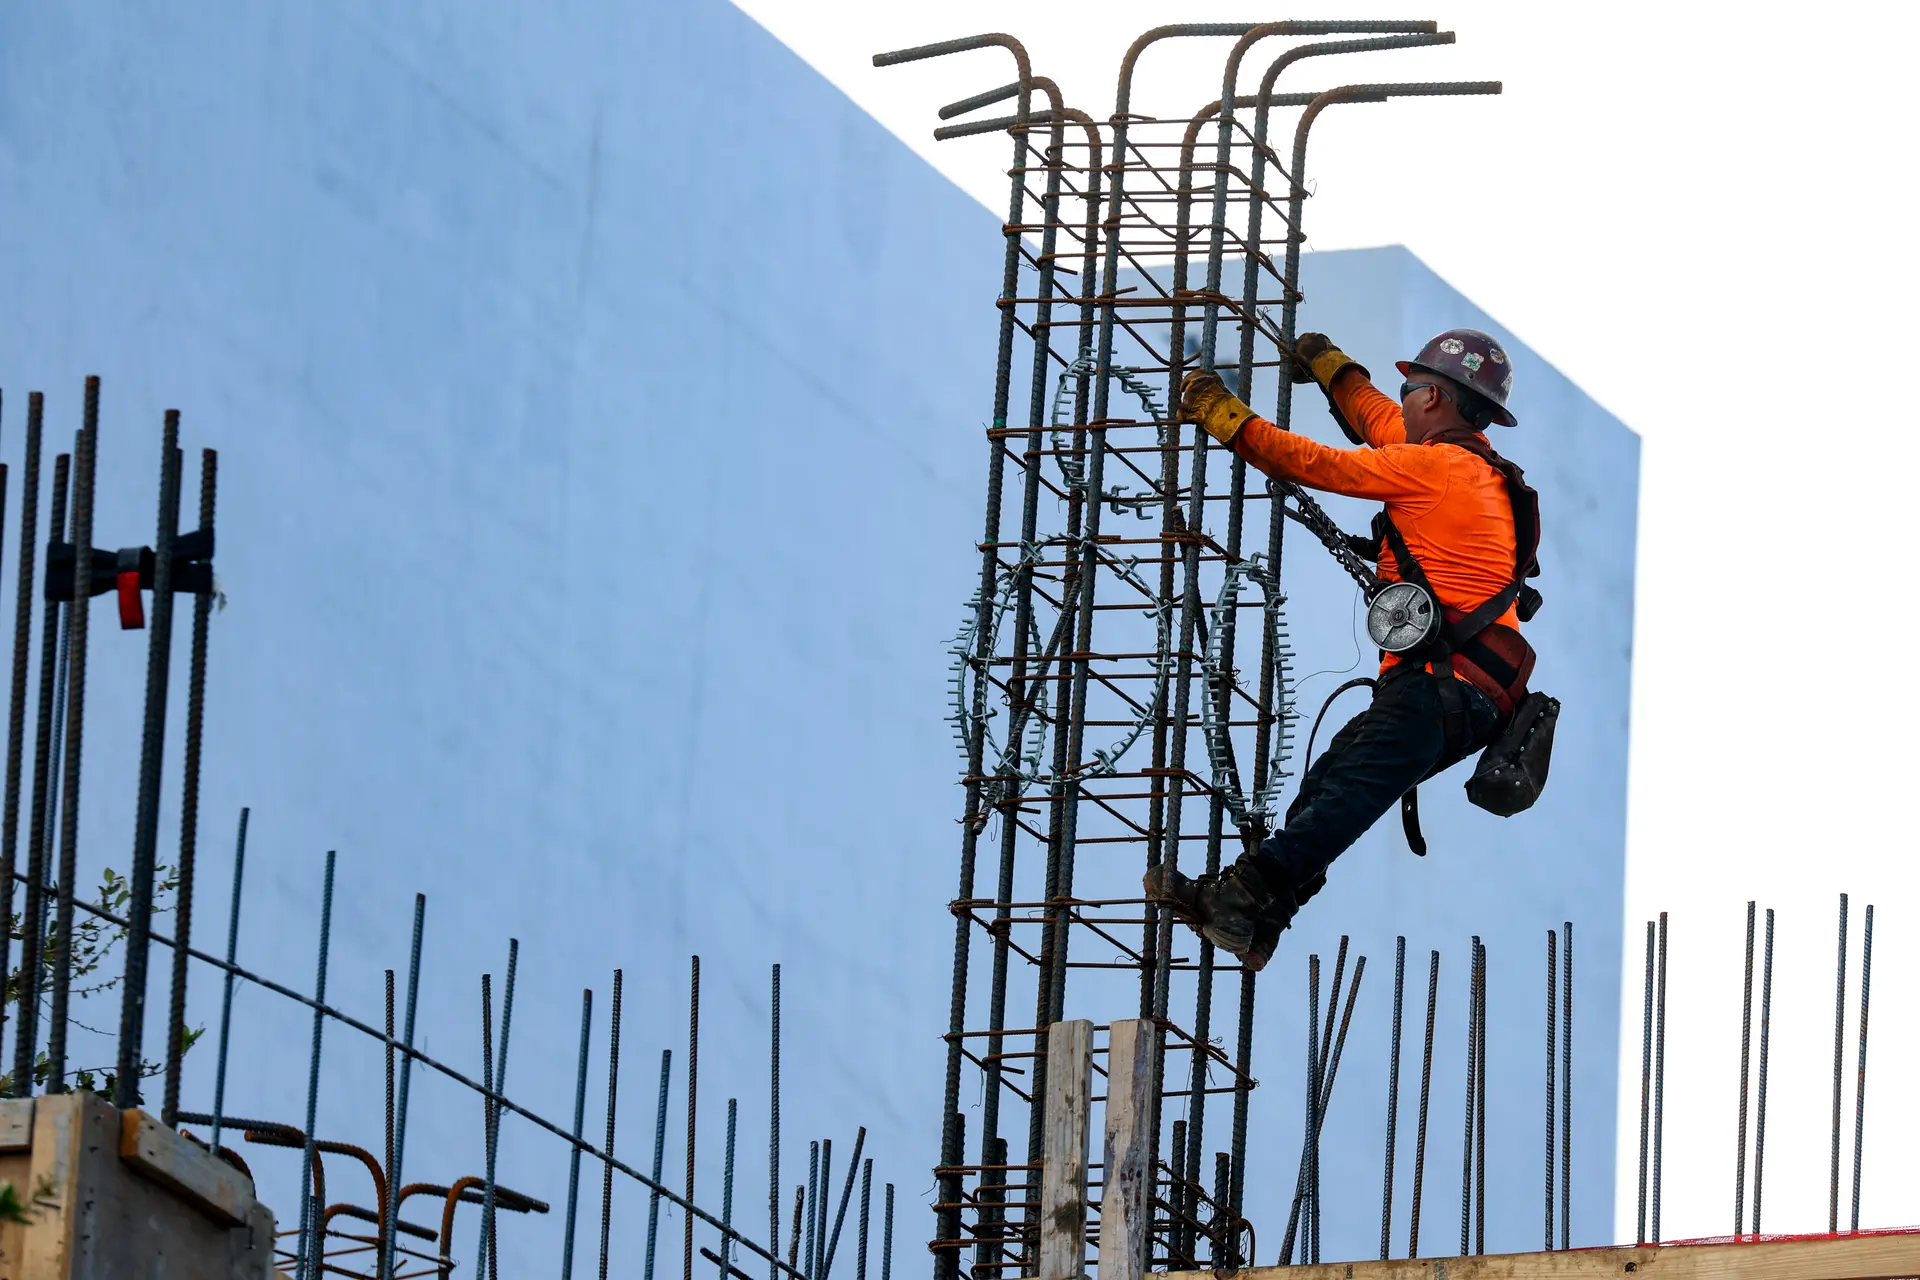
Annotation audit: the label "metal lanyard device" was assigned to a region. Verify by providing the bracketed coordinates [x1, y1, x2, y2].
[1277, 480, 1439, 654]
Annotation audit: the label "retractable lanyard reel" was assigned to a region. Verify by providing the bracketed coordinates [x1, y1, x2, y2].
[1276, 480, 1438, 654]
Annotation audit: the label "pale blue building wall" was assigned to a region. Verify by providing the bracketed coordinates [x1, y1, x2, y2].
[0, 1, 1635, 1272]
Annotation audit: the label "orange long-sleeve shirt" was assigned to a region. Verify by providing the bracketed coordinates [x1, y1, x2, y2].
[1230, 371, 1521, 667]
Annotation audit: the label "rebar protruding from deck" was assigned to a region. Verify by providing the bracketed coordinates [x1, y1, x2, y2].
[1752, 908, 1775, 1236]
[1636, 920, 1654, 1243]
[770, 964, 782, 1280]
[1545, 929, 1557, 1251]
[1560, 921, 1573, 1250]
[378, 893, 426, 1280]
[118, 410, 182, 1107]
[1829, 893, 1848, 1234]
[1652, 912, 1667, 1244]
[1735, 901, 1756, 1236]
[1851, 903, 1873, 1234]
[562, 989, 594, 1280]
[46, 378, 100, 1094]
[1381, 936, 1406, 1261]
[1460, 939, 1479, 1257]
[1408, 949, 1439, 1259]
[645, 1048, 672, 1280]
[294, 851, 336, 1280]
[599, 969, 624, 1280]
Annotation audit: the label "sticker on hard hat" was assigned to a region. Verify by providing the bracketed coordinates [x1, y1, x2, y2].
[1461, 352, 1484, 372]
[1439, 337, 1465, 355]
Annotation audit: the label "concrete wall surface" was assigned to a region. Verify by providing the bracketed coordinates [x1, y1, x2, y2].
[0, 1, 1638, 1273]
[0, 2, 999, 1274]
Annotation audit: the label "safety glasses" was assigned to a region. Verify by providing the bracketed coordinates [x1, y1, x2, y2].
[1399, 379, 1453, 405]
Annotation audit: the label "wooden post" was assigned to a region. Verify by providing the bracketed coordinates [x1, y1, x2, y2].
[1040, 1018, 1095, 1280]
[1097, 1019, 1154, 1280]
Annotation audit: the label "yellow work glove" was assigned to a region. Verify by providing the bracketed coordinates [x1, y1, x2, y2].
[1180, 369, 1257, 446]
[1289, 332, 1367, 389]
[1291, 332, 1370, 444]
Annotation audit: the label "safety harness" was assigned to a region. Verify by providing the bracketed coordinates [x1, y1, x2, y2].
[1352, 431, 1546, 854]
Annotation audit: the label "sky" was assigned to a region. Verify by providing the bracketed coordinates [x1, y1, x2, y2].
[729, 0, 1920, 1249]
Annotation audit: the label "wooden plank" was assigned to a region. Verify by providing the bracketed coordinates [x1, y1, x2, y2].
[1167, 1232, 1920, 1280]
[0, 1097, 34, 1152]
[1096, 1019, 1153, 1280]
[119, 1106, 253, 1227]
[1038, 1018, 1094, 1280]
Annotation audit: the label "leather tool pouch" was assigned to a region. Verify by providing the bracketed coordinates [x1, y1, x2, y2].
[1464, 689, 1560, 817]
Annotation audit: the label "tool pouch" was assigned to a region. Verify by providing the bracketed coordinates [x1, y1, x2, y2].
[1464, 689, 1560, 817]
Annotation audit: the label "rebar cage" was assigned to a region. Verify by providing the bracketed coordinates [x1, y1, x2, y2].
[875, 23, 1501, 1276]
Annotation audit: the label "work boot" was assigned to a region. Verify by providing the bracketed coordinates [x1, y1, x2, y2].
[1243, 883, 1302, 973]
[1144, 856, 1284, 971]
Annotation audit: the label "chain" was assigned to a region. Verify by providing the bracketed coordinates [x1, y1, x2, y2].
[1278, 480, 1380, 595]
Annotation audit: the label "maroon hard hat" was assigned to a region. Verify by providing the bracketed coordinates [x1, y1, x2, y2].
[1396, 328, 1517, 427]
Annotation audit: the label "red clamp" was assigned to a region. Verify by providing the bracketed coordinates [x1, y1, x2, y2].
[115, 548, 146, 630]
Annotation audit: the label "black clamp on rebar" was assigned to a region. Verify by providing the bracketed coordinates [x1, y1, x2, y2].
[45, 527, 215, 630]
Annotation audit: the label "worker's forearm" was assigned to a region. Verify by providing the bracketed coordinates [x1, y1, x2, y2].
[1328, 368, 1407, 448]
[1229, 415, 1435, 502]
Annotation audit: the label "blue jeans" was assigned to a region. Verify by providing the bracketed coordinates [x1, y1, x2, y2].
[1258, 665, 1501, 896]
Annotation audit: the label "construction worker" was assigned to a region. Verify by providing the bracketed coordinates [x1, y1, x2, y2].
[1149, 328, 1542, 971]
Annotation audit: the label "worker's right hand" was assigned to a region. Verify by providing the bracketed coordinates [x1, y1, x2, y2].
[1289, 332, 1365, 390]
[1180, 369, 1257, 446]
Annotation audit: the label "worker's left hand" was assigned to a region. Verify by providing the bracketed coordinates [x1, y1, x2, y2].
[1180, 369, 1257, 446]
[1290, 333, 1366, 389]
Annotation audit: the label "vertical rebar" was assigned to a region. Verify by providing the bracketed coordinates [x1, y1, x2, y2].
[46, 380, 99, 1093]
[1294, 955, 1320, 1265]
[805, 1140, 820, 1278]
[1229, 971, 1256, 1223]
[688, 955, 701, 1280]
[1735, 901, 1755, 1236]
[1170, 1118, 1188, 1264]
[206, 809, 251, 1159]
[1651, 913, 1666, 1244]
[788, 1185, 803, 1274]
[600, 969, 624, 1280]
[1381, 937, 1405, 1261]
[818, 1140, 833, 1278]
[645, 1048, 672, 1280]
[118, 412, 182, 1106]
[1636, 920, 1653, 1243]
[11, 446, 65, 1095]
[562, 988, 594, 1280]
[882, 1183, 894, 1280]
[1408, 949, 1438, 1259]
[1460, 938, 1478, 1257]
[721, 1098, 738, 1278]
[478, 973, 496, 1277]
[384, 968, 395, 1229]
[770, 964, 781, 1280]
[823, 1128, 866, 1279]
[163, 447, 216, 1125]
[1751, 909, 1774, 1236]
[857, 1159, 872, 1280]
[378, 894, 426, 1280]
[1561, 920, 1572, 1251]
[295, 852, 336, 1280]
[1474, 941, 1486, 1257]
[479, 939, 516, 1280]
[0, 393, 39, 1094]
[1850, 903, 1872, 1233]
[1546, 929, 1557, 1251]
[1829, 892, 1848, 1234]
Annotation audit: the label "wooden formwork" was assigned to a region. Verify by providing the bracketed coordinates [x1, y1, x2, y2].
[0, 1091, 276, 1279]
